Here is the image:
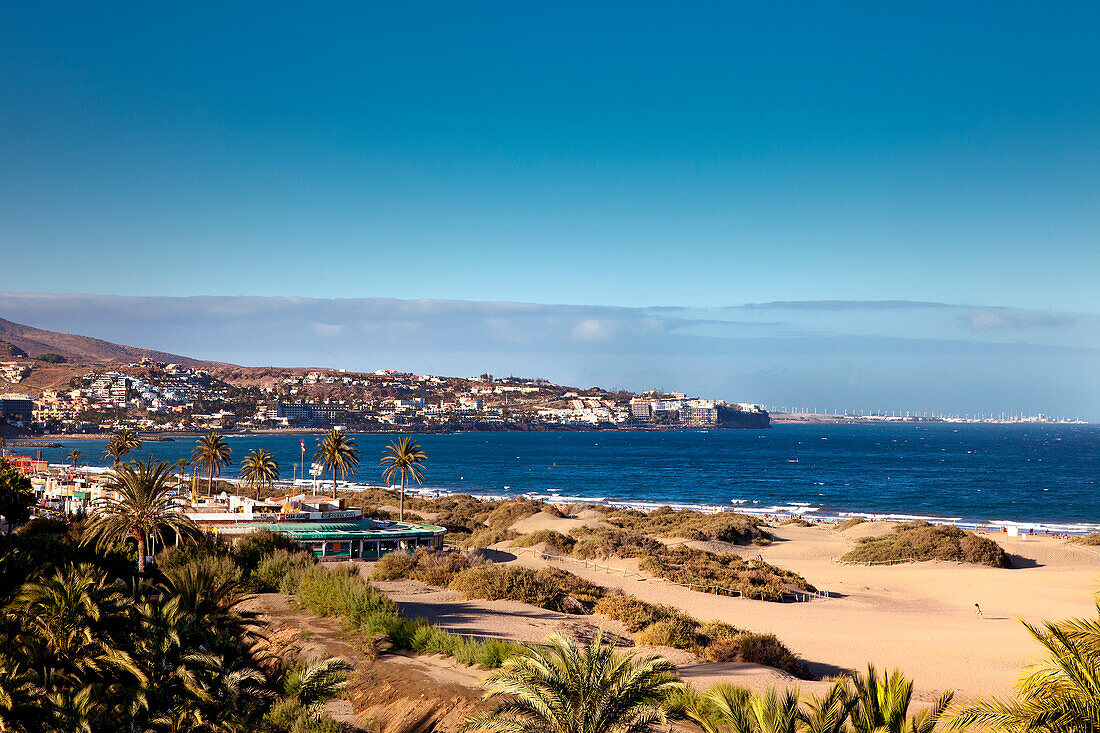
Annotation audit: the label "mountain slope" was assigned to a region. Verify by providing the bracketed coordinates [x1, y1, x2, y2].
[0, 317, 226, 367]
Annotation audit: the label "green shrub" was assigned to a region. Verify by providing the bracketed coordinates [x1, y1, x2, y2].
[511, 529, 576, 554]
[294, 566, 399, 625]
[255, 549, 317, 592]
[264, 699, 345, 733]
[231, 530, 303, 575]
[460, 528, 517, 548]
[839, 521, 1011, 568]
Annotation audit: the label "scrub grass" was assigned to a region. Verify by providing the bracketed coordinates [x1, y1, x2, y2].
[839, 520, 1011, 567]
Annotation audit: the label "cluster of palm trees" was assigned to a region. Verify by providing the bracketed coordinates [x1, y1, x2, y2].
[0, 456, 350, 732]
[176, 429, 426, 515]
[103, 427, 141, 467]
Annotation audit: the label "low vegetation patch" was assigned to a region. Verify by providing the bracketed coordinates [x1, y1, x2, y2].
[372, 547, 488, 586]
[839, 520, 1011, 567]
[594, 592, 806, 676]
[598, 505, 773, 545]
[448, 564, 605, 613]
[339, 489, 561, 538]
[511, 529, 577, 554]
[570, 525, 815, 601]
[289, 565, 526, 668]
[1069, 533, 1100, 546]
[837, 517, 867, 531]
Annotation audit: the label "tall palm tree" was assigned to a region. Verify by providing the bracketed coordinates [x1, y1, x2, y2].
[67, 449, 82, 468]
[82, 459, 200, 574]
[313, 429, 359, 498]
[850, 665, 952, 733]
[949, 602, 1100, 732]
[191, 431, 232, 499]
[240, 449, 279, 500]
[103, 428, 141, 468]
[174, 458, 190, 496]
[461, 629, 682, 733]
[379, 436, 427, 522]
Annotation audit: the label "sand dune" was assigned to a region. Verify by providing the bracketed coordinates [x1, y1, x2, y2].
[507, 522, 1100, 700]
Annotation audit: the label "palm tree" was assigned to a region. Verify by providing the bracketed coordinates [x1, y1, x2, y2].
[461, 629, 682, 733]
[281, 657, 351, 713]
[799, 680, 857, 733]
[379, 436, 426, 521]
[67, 449, 82, 468]
[850, 665, 952, 733]
[949, 602, 1100, 732]
[102, 428, 141, 468]
[174, 458, 189, 496]
[696, 684, 801, 733]
[191, 431, 232, 499]
[81, 459, 200, 574]
[313, 429, 359, 498]
[240, 449, 279, 500]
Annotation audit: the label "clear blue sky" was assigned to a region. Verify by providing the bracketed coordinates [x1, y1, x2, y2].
[2, 1, 1099, 310]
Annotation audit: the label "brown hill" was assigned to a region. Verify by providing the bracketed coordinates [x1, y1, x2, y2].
[0, 317, 226, 367]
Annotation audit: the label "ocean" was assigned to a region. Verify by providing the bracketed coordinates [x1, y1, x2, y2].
[23, 423, 1100, 530]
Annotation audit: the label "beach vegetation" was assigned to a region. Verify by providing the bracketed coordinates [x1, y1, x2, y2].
[448, 564, 605, 612]
[570, 525, 815, 601]
[379, 436, 427, 522]
[458, 527, 518, 548]
[511, 528, 577, 554]
[597, 505, 773, 545]
[839, 520, 1011, 568]
[836, 517, 867, 531]
[1069, 532, 1100, 546]
[372, 547, 488, 586]
[460, 629, 683, 733]
[848, 664, 952, 733]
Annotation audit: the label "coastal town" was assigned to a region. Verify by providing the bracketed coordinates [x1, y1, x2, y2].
[0, 352, 769, 434]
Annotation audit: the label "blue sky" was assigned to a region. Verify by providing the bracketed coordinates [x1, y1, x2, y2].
[1, 3, 1098, 415]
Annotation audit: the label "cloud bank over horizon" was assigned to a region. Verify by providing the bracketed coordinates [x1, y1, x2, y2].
[2, 292, 1097, 420]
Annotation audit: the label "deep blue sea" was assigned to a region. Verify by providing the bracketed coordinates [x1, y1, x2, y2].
[24, 423, 1100, 529]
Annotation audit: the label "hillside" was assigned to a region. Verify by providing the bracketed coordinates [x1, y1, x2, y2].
[0, 317, 224, 368]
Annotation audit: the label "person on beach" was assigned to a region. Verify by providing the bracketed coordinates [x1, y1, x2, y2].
[975, 603, 983, 618]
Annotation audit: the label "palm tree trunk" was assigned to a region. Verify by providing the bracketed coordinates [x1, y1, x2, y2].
[136, 533, 147, 575]
[208, 465, 213, 497]
[400, 471, 406, 522]
[332, 468, 337, 498]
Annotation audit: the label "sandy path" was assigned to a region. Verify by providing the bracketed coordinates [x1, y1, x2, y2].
[502, 523, 1100, 700]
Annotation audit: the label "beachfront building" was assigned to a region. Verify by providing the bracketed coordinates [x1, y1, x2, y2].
[184, 492, 446, 560]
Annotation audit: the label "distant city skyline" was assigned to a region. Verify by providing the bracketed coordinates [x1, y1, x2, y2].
[2, 292, 1097, 421]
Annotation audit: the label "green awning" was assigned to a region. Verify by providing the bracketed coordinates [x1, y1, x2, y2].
[244, 520, 445, 541]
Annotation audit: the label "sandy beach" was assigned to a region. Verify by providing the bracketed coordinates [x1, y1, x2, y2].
[373, 511, 1100, 702]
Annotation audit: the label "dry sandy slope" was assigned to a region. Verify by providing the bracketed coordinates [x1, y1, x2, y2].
[505, 522, 1100, 701]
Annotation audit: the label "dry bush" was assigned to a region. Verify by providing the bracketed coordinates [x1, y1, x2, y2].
[372, 548, 488, 586]
[640, 546, 816, 602]
[511, 529, 576, 554]
[1070, 533, 1100, 546]
[569, 526, 664, 560]
[598, 505, 772, 545]
[839, 520, 1011, 568]
[836, 517, 866, 531]
[460, 528, 518, 548]
[593, 593, 671, 632]
[484, 499, 563, 530]
[447, 564, 603, 613]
